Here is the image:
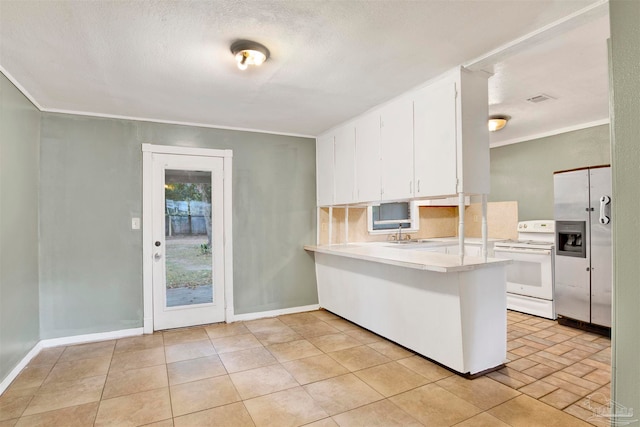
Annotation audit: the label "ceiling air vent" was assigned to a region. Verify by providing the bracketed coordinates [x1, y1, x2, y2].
[526, 93, 556, 103]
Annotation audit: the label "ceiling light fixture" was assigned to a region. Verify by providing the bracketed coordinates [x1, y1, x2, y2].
[230, 40, 270, 71]
[488, 115, 510, 132]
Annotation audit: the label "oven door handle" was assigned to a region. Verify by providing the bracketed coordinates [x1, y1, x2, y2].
[494, 247, 552, 255]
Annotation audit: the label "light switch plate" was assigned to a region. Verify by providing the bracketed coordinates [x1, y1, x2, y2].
[131, 217, 141, 230]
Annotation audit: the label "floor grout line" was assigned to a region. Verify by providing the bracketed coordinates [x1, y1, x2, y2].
[1, 310, 611, 426]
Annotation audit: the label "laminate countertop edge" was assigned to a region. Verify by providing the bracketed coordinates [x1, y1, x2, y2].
[304, 244, 511, 273]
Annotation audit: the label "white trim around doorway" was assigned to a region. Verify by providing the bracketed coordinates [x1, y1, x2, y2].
[142, 143, 234, 333]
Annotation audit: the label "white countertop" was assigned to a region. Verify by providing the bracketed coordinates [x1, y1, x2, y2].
[417, 237, 507, 244]
[304, 242, 510, 273]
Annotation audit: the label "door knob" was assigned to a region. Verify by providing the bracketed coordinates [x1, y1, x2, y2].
[154, 252, 162, 261]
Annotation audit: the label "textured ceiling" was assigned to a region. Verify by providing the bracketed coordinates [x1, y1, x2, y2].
[485, 10, 610, 145]
[0, 0, 608, 141]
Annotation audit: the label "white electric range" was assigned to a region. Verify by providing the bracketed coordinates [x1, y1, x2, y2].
[493, 220, 556, 319]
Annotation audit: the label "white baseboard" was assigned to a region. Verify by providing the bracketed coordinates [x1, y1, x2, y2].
[0, 327, 143, 396]
[0, 341, 43, 396]
[230, 304, 320, 322]
[40, 327, 144, 348]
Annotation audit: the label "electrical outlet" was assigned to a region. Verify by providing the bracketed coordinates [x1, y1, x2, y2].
[473, 215, 479, 223]
[131, 217, 141, 230]
[321, 223, 328, 232]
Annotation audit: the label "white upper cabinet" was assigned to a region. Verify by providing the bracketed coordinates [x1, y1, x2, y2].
[333, 125, 356, 205]
[453, 68, 490, 195]
[316, 134, 334, 206]
[354, 112, 381, 203]
[315, 66, 489, 207]
[413, 81, 458, 197]
[380, 96, 414, 201]
[413, 67, 489, 197]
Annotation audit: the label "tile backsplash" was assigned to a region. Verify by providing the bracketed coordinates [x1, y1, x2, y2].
[463, 201, 519, 240]
[318, 201, 518, 244]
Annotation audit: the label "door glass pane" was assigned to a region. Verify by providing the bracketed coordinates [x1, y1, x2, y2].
[164, 170, 213, 307]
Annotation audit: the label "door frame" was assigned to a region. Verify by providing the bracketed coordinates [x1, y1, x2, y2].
[142, 143, 233, 333]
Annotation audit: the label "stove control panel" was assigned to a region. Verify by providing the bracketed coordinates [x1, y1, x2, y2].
[517, 220, 555, 233]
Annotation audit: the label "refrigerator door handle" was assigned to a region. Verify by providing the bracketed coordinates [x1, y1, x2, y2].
[599, 195, 611, 224]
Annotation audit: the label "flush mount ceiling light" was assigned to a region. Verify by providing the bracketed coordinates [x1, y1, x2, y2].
[488, 115, 510, 132]
[230, 40, 270, 71]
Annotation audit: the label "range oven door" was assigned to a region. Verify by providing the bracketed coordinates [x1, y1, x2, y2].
[493, 247, 554, 300]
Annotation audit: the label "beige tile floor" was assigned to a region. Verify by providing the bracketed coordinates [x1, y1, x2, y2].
[0, 310, 611, 426]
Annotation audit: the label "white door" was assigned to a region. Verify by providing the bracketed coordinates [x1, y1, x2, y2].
[152, 153, 226, 330]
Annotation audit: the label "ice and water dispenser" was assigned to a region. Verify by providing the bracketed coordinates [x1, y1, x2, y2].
[555, 221, 586, 258]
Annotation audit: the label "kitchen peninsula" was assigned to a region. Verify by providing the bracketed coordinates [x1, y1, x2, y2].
[310, 65, 507, 376]
[305, 242, 509, 376]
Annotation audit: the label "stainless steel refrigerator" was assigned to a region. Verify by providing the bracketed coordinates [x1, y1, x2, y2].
[553, 165, 612, 328]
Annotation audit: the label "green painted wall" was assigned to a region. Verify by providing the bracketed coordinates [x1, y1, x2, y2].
[609, 0, 640, 421]
[0, 73, 41, 381]
[489, 125, 610, 220]
[39, 115, 142, 338]
[38, 114, 317, 338]
[137, 122, 318, 315]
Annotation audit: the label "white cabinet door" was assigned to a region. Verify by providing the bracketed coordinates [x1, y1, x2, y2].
[316, 134, 334, 206]
[445, 245, 459, 256]
[380, 97, 414, 201]
[354, 112, 381, 203]
[457, 69, 490, 195]
[464, 245, 482, 257]
[333, 126, 356, 204]
[414, 81, 457, 197]
[431, 246, 448, 254]
[444, 244, 487, 257]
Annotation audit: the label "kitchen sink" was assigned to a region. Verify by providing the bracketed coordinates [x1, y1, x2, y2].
[388, 239, 444, 244]
[386, 240, 443, 249]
